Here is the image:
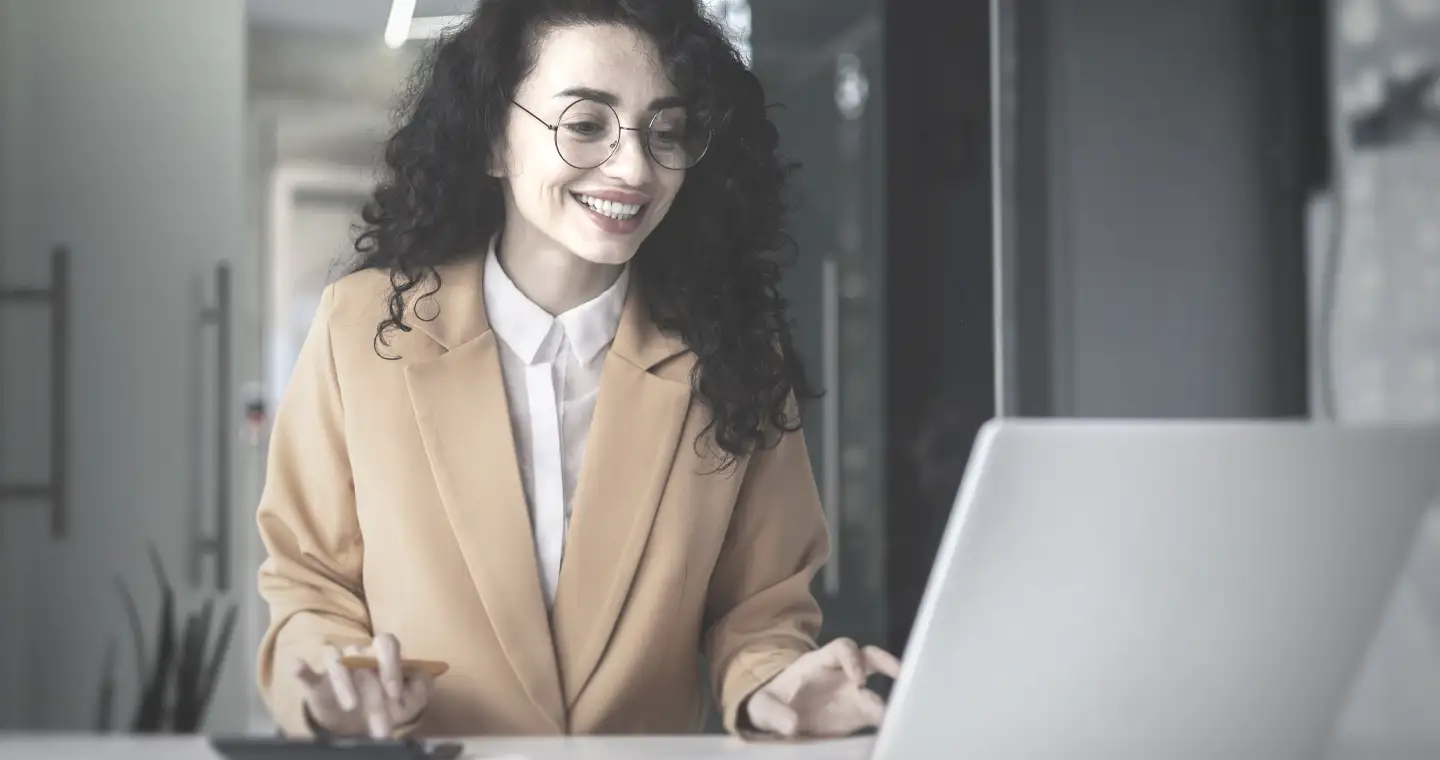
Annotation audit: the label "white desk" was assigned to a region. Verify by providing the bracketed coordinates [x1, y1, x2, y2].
[5, 734, 1439, 759]
[0, 735, 876, 760]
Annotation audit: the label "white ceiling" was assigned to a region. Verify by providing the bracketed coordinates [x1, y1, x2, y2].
[247, 0, 476, 35]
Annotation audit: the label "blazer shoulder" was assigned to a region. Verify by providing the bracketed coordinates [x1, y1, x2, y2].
[318, 267, 440, 364]
[325, 266, 395, 330]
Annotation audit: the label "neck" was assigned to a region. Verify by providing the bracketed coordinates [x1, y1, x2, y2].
[495, 224, 623, 316]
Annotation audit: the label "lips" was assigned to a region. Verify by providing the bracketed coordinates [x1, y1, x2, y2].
[571, 192, 646, 235]
[571, 192, 646, 221]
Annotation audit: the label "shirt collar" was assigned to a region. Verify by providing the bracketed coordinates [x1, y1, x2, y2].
[482, 238, 630, 366]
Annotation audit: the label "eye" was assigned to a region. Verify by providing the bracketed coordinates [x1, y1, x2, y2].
[649, 116, 688, 147]
[651, 128, 682, 146]
[561, 120, 607, 139]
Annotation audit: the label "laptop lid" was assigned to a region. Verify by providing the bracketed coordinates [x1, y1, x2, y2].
[873, 419, 1440, 760]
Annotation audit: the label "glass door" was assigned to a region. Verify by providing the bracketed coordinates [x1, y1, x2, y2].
[749, 0, 889, 654]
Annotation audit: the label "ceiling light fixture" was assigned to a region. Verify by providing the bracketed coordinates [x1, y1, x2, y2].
[383, 0, 418, 49]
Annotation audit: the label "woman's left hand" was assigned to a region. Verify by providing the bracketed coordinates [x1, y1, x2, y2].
[743, 638, 902, 738]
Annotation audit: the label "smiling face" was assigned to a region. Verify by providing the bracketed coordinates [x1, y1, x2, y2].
[493, 23, 688, 268]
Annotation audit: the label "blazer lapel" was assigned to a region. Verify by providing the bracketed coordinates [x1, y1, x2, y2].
[402, 255, 566, 732]
[550, 290, 693, 709]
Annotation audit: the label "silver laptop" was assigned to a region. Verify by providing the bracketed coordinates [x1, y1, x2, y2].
[872, 419, 1440, 760]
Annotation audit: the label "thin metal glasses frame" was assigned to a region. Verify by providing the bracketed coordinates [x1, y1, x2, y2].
[510, 98, 712, 171]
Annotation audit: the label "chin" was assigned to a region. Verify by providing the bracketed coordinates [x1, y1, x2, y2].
[567, 241, 643, 267]
[559, 192, 667, 267]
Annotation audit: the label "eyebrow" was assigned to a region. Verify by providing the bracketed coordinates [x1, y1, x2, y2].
[554, 86, 685, 111]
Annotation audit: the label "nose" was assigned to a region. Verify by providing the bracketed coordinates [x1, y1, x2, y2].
[602, 128, 655, 186]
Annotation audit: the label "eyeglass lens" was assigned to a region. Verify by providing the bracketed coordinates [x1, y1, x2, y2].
[554, 99, 710, 170]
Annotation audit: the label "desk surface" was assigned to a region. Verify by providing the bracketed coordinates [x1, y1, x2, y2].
[0, 735, 876, 760]
[4, 734, 1438, 760]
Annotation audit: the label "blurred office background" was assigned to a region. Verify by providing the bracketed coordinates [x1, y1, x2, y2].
[0, 0, 1438, 753]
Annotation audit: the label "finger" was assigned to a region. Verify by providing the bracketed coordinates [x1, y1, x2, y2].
[747, 689, 799, 737]
[342, 643, 365, 657]
[356, 669, 392, 739]
[854, 687, 886, 727]
[761, 657, 805, 703]
[863, 646, 902, 679]
[322, 646, 359, 712]
[398, 672, 434, 718]
[826, 638, 867, 686]
[373, 633, 404, 701]
[294, 658, 326, 691]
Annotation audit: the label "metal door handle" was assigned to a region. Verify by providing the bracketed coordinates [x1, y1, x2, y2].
[821, 257, 841, 596]
[192, 262, 232, 591]
[0, 246, 70, 539]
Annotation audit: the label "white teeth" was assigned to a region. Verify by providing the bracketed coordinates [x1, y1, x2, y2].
[576, 194, 642, 220]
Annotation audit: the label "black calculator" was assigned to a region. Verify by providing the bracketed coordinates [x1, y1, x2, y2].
[209, 736, 464, 760]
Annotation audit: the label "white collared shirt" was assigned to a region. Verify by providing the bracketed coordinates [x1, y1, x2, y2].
[482, 244, 629, 610]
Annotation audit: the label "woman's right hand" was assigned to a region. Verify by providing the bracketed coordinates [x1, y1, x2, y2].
[294, 632, 434, 739]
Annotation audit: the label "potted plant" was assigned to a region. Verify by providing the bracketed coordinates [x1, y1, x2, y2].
[95, 545, 239, 733]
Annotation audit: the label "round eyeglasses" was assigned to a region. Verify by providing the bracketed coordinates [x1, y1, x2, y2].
[511, 98, 712, 171]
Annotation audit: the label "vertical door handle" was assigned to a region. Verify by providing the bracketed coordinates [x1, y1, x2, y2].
[192, 262, 232, 592]
[821, 256, 841, 596]
[0, 246, 70, 539]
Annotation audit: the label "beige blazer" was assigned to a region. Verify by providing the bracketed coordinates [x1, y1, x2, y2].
[254, 253, 830, 737]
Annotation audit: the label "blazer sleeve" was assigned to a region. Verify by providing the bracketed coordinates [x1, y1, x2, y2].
[703, 417, 831, 736]
[254, 284, 377, 737]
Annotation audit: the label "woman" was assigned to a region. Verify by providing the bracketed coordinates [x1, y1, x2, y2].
[254, 0, 899, 741]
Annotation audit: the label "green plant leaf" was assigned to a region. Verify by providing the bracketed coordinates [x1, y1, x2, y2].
[195, 601, 240, 731]
[171, 603, 210, 732]
[114, 577, 148, 686]
[94, 636, 116, 733]
[131, 545, 176, 733]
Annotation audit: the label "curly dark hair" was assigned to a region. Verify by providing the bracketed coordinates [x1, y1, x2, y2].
[351, 0, 818, 465]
